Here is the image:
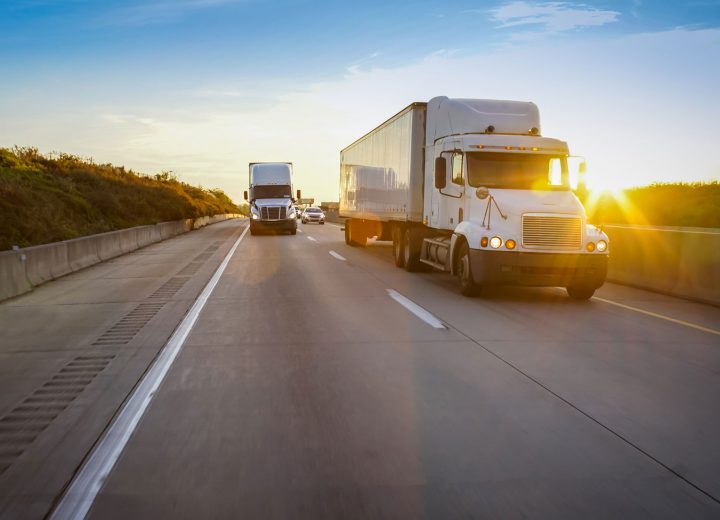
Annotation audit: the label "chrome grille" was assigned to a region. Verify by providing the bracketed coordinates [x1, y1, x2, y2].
[260, 206, 286, 220]
[522, 215, 582, 250]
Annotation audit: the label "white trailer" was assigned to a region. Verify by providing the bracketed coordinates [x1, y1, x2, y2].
[244, 162, 300, 235]
[339, 97, 609, 299]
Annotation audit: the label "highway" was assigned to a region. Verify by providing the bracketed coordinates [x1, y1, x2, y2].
[1, 218, 719, 519]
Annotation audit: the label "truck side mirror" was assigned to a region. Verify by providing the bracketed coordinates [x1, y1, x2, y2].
[243, 190, 248, 201]
[296, 189, 302, 199]
[434, 157, 446, 189]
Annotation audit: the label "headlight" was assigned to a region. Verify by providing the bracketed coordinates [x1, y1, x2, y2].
[596, 240, 607, 252]
[490, 236, 503, 249]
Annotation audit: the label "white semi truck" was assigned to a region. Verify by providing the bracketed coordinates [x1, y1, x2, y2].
[244, 162, 300, 235]
[339, 97, 608, 299]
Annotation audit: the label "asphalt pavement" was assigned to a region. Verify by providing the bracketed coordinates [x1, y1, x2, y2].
[1, 219, 719, 518]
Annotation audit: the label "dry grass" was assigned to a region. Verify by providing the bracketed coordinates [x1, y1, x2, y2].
[0, 147, 240, 250]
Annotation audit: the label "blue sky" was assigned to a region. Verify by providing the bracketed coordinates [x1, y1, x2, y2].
[1, 1, 719, 202]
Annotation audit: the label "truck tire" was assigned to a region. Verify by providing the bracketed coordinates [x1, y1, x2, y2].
[290, 229, 297, 235]
[456, 241, 481, 297]
[392, 226, 405, 267]
[566, 284, 595, 300]
[403, 228, 423, 272]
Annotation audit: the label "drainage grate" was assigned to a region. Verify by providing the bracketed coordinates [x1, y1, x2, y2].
[0, 354, 115, 475]
[175, 262, 204, 277]
[191, 252, 213, 262]
[92, 302, 166, 345]
[148, 277, 188, 300]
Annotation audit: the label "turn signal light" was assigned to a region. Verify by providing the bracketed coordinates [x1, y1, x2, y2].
[586, 242, 596, 252]
[480, 237, 489, 247]
[506, 239, 516, 250]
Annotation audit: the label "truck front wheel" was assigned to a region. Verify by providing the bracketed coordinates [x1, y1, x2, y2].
[456, 241, 481, 297]
[566, 284, 596, 300]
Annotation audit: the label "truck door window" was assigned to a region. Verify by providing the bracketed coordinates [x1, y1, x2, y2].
[451, 153, 464, 186]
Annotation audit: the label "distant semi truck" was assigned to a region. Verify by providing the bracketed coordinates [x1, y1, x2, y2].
[339, 96, 609, 299]
[244, 162, 300, 235]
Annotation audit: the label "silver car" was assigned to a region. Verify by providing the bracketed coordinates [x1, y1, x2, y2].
[301, 207, 325, 224]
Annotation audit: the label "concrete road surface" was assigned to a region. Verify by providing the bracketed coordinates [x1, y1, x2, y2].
[1, 219, 719, 519]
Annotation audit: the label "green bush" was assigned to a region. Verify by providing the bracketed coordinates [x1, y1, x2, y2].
[584, 182, 720, 228]
[0, 147, 241, 250]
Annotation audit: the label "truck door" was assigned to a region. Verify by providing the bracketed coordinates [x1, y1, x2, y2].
[436, 151, 465, 230]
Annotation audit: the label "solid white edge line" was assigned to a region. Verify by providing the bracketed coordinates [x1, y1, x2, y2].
[387, 289, 446, 329]
[592, 296, 720, 336]
[50, 224, 250, 520]
[328, 251, 346, 261]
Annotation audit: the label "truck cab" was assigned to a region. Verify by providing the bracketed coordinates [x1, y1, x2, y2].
[245, 162, 299, 235]
[423, 97, 608, 298]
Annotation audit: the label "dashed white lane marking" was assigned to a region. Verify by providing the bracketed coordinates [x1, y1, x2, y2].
[592, 296, 720, 336]
[50, 225, 250, 520]
[328, 250, 346, 261]
[307, 236, 317, 242]
[387, 289, 446, 329]
[297, 228, 303, 233]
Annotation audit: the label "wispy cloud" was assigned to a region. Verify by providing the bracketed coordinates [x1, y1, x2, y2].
[487, 1, 620, 33]
[346, 51, 382, 75]
[97, 0, 242, 26]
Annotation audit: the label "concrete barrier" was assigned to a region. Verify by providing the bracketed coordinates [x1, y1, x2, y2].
[157, 221, 184, 240]
[605, 225, 720, 305]
[0, 250, 32, 301]
[193, 216, 210, 229]
[136, 225, 161, 249]
[65, 235, 101, 271]
[24, 242, 70, 286]
[0, 214, 238, 302]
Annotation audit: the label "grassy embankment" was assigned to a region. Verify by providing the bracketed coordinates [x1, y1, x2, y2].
[0, 147, 242, 251]
[582, 182, 719, 228]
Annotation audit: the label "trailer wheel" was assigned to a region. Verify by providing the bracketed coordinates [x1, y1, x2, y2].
[566, 284, 595, 300]
[456, 241, 481, 297]
[392, 226, 405, 267]
[403, 228, 423, 272]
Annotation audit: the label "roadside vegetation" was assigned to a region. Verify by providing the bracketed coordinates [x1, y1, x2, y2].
[0, 147, 241, 251]
[583, 182, 720, 228]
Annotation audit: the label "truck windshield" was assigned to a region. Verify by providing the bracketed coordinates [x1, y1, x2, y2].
[467, 152, 569, 190]
[253, 185, 291, 199]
